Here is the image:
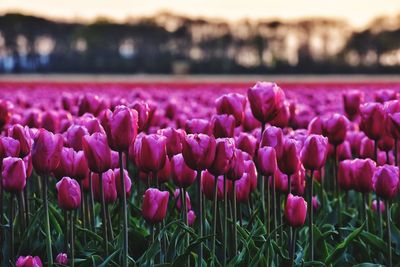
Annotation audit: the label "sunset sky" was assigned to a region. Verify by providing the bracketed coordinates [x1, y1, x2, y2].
[1, 0, 400, 27]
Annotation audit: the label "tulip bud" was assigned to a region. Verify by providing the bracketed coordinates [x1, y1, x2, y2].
[360, 102, 385, 141]
[2, 157, 26, 192]
[300, 134, 328, 171]
[373, 165, 399, 200]
[312, 196, 319, 212]
[256, 146, 277, 177]
[245, 160, 257, 192]
[114, 168, 132, 198]
[171, 153, 197, 188]
[187, 210, 196, 226]
[269, 101, 290, 128]
[359, 136, 375, 159]
[32, 129, 63, 174]
[215, 93, 246, 126]
[55, 253, 68, 265]
[343, 90, 363, 120]
[278, 138, 300, 176]
[337, 141, 352, 161]
[274, 168, 289, 193]
[322, 113, 348, 146]
[247, 81, 286, 123]
[0, 136, 21, 159]
[142, 188, 169, 224]
[82, 133, 112, 174]
[106, 105, 138, 151]
[211, 114, 235, 138]
[291, 165, 306, 196]
[41, 110, 60, 133]
[131, 101, 152, 132]
[375, 89, 398, 103]
[285, 193, 307, 228]
[182, 134, 216, 171]
[8, 124, 32, 157]
[208, 138, 235, 176]
[158, 127, 186, 158]
[388, 113, 400, 140]
[56, 177, 81, 210]
[173, 189, 191, 211]
[157, 156, 171, 184]
[77, 114, 106, 135]
[346, 131, 365, 156]
[242, 109, 261, 132]
[134, 134, 167, 173]
[16, 255, 43, 267]
[92, 170, 117, 204]
[229, 173, 251, 203]
[78, 94, 107, 116]
[352, 158, 376, 193]
[64, 125, 89, 151]
[308, 116, 323, 135]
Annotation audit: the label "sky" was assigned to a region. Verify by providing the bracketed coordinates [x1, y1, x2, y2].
[1, 0, 400, 28]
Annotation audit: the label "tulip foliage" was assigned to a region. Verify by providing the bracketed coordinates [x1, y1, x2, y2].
[1, 81, 400, 267]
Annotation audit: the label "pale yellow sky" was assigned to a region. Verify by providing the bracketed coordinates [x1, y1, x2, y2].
[1, 0, 400, 27]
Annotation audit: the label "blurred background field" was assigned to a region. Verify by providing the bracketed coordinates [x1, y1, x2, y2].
[0, 0, 399, 75]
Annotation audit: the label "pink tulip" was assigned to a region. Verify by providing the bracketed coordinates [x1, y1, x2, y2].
[92, 169, 117, 204]
[82, 132, 112, 173]
[171, 153, 197, 188]
[182, 133, 216, 171]
[173, 188, 191, 211]
[134, 134, 167, 173]
[373, 165, 399, 200]
[300, 134, 328, 171]
[32, 129, 63, 174]
[56, 177, 81, 210]
[2, 157, 26, 192]
[215, 93, 246, 126]
[55, 253, 68, 265]
[285, 193, 307, 228]
[114, 168, 132, 197]
[142, 188, 169, 224]
[16, 256, 43, 267]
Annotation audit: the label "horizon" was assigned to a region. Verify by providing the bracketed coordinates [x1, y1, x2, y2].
[1, 0, 400, 28]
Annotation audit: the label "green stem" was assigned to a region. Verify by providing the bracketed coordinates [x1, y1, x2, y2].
[377, 197, 383, 238]
[24, 184, 30, 226]
[271, 172, 277, 242]
[63, 210, 69, 252]
[386, 200, 392, 267]
[43, 175, 53, 266]
[223, 175, 227, 267]
[18, 191, 26, 230]
[70, 211, 75, 267]
[182, 188, 190, 266]
[334, 145, 342, 229]
[106, 204, 114, 240]
[363, 193, 369, 232]
[88, 172, 95, 231]
[290, 227, 297, 267]
[79, 181, 86, 244]
[308, 170, 314, 262]
[197, 171, 203, 266]
[212, 175, 219, 259]
[9, 193, 15, 264]
[261, 174, 266, 233]
[232, 180, 237, 256]
[119, 151, 129, 267]
[266, 176, 270, 235]
[99, 172, 109, 256]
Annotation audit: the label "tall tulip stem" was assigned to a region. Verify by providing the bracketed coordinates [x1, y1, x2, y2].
[88, 172, 95, 231]
[308, 170, 314, 262]
[334, 145, 342, 229]
[232, 179, 237, 256]
[212, 176, 219, 258]
[99, 172, 109, 256]
[79, 181, 86, 243]
[9, 193, 15, 264]
[290, 227, 297, 267]
[70, 211, 75, 267]
[386, 200, 392, 267]
[266, 176, 270, 235]
[42, 175, 53, 266]
[182, 188, 190, 266]
[119, 151, 129, 267]
[377, 197, 383, 238]
[271, 172, 277, 242]
[197, 171, 203, 265]
[363, 193, 369, 232]
[261, 175, 266, 232]
[63, 210, 69, 253]
[18, 192, 26, 231]
[395, 139, 398, 167]
[223, 175, 228, 267]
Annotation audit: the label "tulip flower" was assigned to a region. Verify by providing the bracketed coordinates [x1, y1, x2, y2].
[8, 124, 32, 157]
[300, 134, 328, 171]
[201, 171, 226, 201]
[235, 132, 257, 158]
[343, 90, 364, 120]
[106, 105, 138, 152]
[338, 160, 353, 191]
[336, 141, 352, 161]
[131, 101, 152, 132]
[245, 159, 258, 192]
[142, 188, 169, 224]
[92, 170, 117, 204]
[360, 102, 385, 142]
[285, 194, 307, 265]
[56, 177, 81, 210]
[375, 89, 398, 103]
[260, 126, 284, 158]
[212, 114, 235, 138]
[0, 100, 11, 131]
[134, 134, 167, 174]
[215, 93, 246, 126]
[373, 165, 399, 200]
[78, 94, 107, 116]
[229, 173, 251, 203]
[291, 166, 306, 196]
[64, 125, 89, 151]
[352, 158, 376, 193]
[158, 127, 186, 158]
[308, 116, 323, 135]
[208, 138, 235, 176]
[269, 101, 290, 128]
[82, 132, 112, 174]
[242, 109, 261, 132]
[0, 136, 21, 161]
[171, 154, 197, 188]
[55, 253, 68, 265]
[346, 131, 365, 156]
[114, 168, 132, 197]
[77, 114, 106, 135]
[54, 148, 89, 181]
[322, 113, 348, 146]
[256, 146, 277, 177]
[278, 138, 300, 193]
[247, 81, 286, 124]
[16, 256, 43, 267]
[2, 157, 26, 193]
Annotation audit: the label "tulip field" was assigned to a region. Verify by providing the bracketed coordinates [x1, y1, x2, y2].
[2, 80, 400, 267]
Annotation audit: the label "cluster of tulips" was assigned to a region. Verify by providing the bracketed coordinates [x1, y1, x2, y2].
[0, 81, 400, 266]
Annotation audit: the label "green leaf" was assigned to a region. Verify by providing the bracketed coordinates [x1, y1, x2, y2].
[325, 223, 364, 265]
